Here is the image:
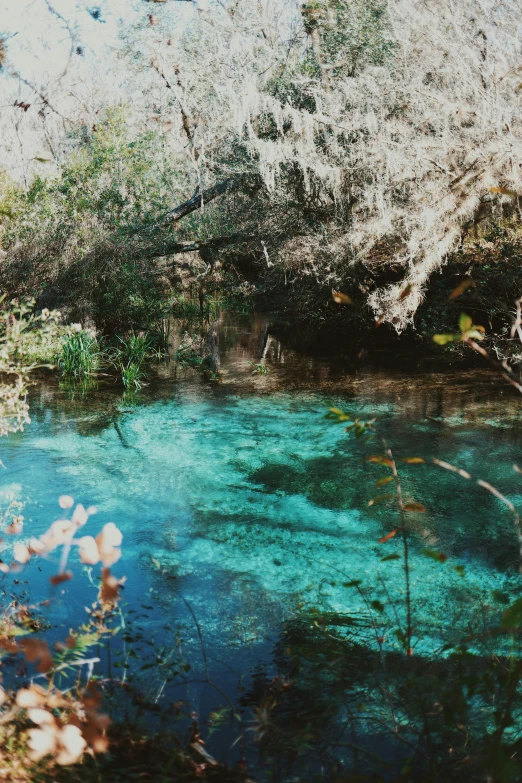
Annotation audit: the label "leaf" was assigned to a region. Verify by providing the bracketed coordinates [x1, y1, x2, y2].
[379, 528, 398, 543]
[454, 565, 465, 576]
[380, 554, 401, 562]
[459, 313, 472, 333]
[325, 406, 351, 422]
[465, 328, 485, 340]
[332, 290, 352, 305]
[368, 493, 394, 507]
[151, 557, 161, 570]
[449, 280, 474, 300]
[501, 597, 522, 629]
[433, 333, 461, 345]
[492, 590, 510, 605]
[343, 580, 362, 588]
[367, 455, 394, 467]
[404, 503, 425, 512]
[422, 548, 447, 563]
[399, 283, 413, 300]
[50, 571, 72, 585]
[371, 600, 384, 612]
[402, 457, 425, 464]
[376, 476, 394, 487]
[489, 186, 519, 198]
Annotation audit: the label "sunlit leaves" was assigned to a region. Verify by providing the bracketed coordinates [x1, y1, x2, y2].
[459, 313, 472, 333]
[368, 493, 394, 507]
[489, 186, 519, 198]
[332, 290, 352, 304]
[434, 313, 486, 346]
[449, 280, 474, 300]
[379, 529, 398, 543]
[433, 333, 462, 345]
[376, 475, 394, 487]
[404, 502, 425, 512]
[367, 455, 393, 467]
[325, 405, 351, 422]
[402, 457, 425, 464]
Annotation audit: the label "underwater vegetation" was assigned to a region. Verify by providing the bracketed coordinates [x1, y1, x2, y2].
[1, 301, 522, 781]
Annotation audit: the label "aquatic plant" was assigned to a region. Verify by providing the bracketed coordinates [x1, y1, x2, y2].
[56, 330, 100, 378]
[106, 332, 156, 389]
[120, 361, 145, 391]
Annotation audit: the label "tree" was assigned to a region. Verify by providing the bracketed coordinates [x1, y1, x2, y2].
[133, 0, 522, 329]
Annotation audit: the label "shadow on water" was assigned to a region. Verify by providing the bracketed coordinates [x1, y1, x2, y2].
[4, 312, 522, 779]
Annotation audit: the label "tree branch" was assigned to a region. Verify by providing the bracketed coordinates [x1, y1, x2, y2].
[165, 177, 242, 222]
[154, 234, 246, 257]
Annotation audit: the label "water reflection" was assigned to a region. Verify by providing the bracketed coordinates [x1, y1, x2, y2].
[2, 312, 522, 774]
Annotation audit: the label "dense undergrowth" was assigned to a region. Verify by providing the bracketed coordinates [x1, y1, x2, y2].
[3, 109, 522, 366]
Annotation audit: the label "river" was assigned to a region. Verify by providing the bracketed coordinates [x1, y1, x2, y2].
[2, 313, 522, 775]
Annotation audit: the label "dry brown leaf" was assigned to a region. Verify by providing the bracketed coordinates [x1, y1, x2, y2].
[379, 529, 399, 543]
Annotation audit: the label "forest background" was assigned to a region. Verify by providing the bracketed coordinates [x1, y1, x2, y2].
[2, 0, 522, 354]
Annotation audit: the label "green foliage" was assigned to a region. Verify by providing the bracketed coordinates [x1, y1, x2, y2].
[57, 330, 100, 378]
[106, 332, 158, 389]
[249, 361, 269, 375]
[1, 108, 183, 331]
[302, 0, 396, 77]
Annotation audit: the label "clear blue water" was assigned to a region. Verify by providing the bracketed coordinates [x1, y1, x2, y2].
[2, 316, 522, 767]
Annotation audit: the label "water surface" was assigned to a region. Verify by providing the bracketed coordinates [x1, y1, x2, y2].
[2, 314, 522, 766]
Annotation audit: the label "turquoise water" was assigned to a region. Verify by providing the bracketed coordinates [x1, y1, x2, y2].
[2, 316, 522, 769]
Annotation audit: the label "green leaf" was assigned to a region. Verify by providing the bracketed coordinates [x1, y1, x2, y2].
[501, 598, 522, 629]
[376, 476, 394, 487]
[492, 590, 510, 605]
[459, 313, 472, 333]
[325, 405, 351, 422]
[343, 580, 362, 588]
[371, 600, 384, 613]
[422, 548, 447, 563]
[454, 565, 465, 576]
[380, 554, 401, 562]
[433, 333, 461, 345]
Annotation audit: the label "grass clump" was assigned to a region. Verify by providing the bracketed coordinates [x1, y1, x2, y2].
[107, 331, 164, 390]
[56, 330, 100, 378]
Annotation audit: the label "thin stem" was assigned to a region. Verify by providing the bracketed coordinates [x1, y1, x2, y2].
[385, 442, 413, 657]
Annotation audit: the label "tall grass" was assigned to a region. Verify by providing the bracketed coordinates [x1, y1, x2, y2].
[56, 331, 100, 378]
[106, 332, 159, 390]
